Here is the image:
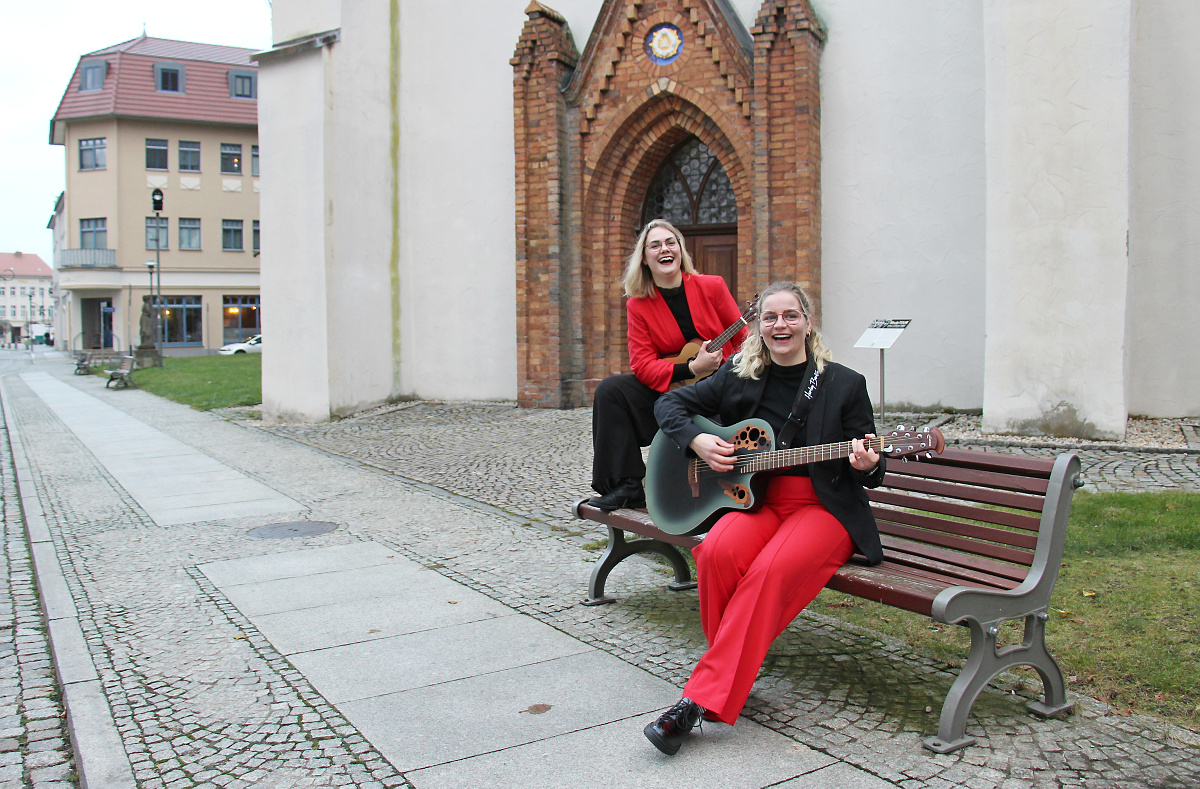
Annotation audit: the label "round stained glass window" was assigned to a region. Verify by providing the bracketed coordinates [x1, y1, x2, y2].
[645, 23, 683, 65]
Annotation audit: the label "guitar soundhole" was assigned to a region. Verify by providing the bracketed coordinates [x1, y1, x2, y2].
[732, 425, 769, 451]
[722, 484, 750, 504]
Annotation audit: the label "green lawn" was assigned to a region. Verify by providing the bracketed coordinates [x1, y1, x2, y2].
[128, 354, 262, 411]
[807, 490, 1200, 729]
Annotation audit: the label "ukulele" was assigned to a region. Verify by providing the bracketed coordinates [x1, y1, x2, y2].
[646, 417, 945, 536]
[665, 297, 758, 390]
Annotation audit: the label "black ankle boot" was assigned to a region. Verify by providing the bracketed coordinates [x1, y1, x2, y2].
[587, 478, 645, 511]
[644, 698, 702, 755]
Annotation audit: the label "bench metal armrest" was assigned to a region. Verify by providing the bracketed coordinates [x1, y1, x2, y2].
[932, 452, 1080, 626]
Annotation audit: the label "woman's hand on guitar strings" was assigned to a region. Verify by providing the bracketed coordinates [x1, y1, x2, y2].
[850, 435, 880, 472]
[690, 433, 736, 472]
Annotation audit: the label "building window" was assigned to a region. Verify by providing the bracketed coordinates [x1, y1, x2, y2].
[253, 220, 260, 253]
[220, 144, 242, 174]
[79, 138, 106, 170]
[222, 220, 244, 251]
[145, 138, 168, 170]
[223, 295, 260, 344]
[154, 62, 185, 93]
[179, 141, 200, 172]
[0, 307, 5, 318]
[228, 70, 257, 99]
[179, 218, 201, 250]
[251, 145, 259, 176]
[80, 60, 106, 91]
[145, 217, 169, 250]
[162, 295, 203, 345]
[19, 288, 25, 296]
[80, 218, 107, 249]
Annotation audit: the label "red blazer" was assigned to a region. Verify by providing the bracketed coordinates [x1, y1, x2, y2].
[627, 273, 748, 393]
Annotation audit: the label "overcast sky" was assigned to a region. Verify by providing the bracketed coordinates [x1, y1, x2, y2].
[0, 0, 274, 265]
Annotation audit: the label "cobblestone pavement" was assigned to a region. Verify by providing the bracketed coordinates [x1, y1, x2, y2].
[5, 357, 1200, 788]
[258, 401, 1200, 789]
[0, 354, 75, 789]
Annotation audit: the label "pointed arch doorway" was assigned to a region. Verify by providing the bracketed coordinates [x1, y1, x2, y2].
[642, 136, 740, 298]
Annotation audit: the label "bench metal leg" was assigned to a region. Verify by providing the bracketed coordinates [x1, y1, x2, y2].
[582, 525, 696, 606]
[923, 611, 1073, 753]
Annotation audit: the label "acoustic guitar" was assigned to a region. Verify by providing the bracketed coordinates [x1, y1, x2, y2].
[646, 416, 945, 536]
[665, 298, 758, 390]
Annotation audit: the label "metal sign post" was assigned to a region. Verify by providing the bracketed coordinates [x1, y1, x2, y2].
[854, 319, 911, 425]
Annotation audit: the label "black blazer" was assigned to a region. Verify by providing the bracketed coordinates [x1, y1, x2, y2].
[654, 359, 885, 564]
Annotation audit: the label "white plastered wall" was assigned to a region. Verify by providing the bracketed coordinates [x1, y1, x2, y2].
[1127, 0, 1200, 418]
[981, 0, 1132, 438]
[259, 46, 333, 421]
[815, 0, 986, 412]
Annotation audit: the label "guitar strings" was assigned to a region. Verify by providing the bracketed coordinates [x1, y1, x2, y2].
[688, 436, 886, 479]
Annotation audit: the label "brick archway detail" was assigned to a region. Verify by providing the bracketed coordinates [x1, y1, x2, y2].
[580, 90, 753, 384]
[513, 0, 825, 407]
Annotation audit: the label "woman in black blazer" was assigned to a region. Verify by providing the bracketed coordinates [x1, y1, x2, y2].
[643, 281, 885, 755]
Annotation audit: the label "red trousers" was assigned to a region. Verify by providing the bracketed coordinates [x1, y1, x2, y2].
[683, 476, 854, 725]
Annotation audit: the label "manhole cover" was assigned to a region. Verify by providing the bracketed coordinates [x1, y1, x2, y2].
[248, 521, 339, 539]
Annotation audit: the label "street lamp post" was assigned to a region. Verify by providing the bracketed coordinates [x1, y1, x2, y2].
[151, 188, 164, 366]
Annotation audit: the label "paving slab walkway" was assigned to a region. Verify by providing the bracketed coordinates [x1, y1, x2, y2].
[1, 361, 900, 788]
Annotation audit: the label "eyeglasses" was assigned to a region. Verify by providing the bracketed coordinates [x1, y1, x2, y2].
[760, 310, 806, 326]
[646, 237, 679, 252]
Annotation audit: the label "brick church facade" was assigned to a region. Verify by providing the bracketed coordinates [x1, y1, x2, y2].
[513, 0, 824, 408]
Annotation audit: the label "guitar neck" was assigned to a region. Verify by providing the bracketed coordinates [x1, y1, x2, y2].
[736, 435, 884, 473]
[704, 316, 748, 353]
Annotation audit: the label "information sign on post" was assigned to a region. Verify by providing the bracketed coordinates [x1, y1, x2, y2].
[854, 319, 911, 425]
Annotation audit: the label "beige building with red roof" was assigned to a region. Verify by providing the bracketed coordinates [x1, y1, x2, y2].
[49, 35, 261, 353]
[0, 252, 54, 344]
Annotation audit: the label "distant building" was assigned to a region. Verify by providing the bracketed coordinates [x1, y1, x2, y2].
[0, 252, 54, 344]
[49, 35, 261, 354]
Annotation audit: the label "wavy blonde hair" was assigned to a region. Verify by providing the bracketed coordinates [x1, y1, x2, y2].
[733, 282, 832, 380]
[622, 219, 698, 299]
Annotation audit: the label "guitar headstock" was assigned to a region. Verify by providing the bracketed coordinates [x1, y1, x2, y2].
[741, 295, 759, 325]
[881, 425, 945, 460]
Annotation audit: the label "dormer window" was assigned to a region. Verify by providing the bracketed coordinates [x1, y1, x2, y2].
[228, 69, 257, 99]
[80, 59, 107, 91]
[154, 62, 186, 93]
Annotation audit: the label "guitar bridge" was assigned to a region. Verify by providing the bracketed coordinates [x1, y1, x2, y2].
[688, 459, 700, 498]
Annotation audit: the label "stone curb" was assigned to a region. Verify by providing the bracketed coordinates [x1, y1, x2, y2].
[0, 378, 138, 789]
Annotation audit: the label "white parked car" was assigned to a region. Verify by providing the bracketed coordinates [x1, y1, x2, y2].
[218, 335, 262, 354]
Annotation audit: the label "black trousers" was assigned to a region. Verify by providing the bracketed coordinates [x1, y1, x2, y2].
[591, 374, 664, 494]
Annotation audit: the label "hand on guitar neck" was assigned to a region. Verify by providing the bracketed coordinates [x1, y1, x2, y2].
[666, 297, 759, 391]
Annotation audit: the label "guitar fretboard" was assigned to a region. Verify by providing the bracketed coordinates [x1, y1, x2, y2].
[695, 435, 885, 475]
[704, 316, 749, 353]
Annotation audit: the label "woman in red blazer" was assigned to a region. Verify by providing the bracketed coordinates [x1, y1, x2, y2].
[587, 219, 746, 511]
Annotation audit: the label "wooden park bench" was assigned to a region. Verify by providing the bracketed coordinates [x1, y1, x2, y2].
[73, 352, 93, 375]
[573, 445, 1083, 753]
[104, 356, 137, 389]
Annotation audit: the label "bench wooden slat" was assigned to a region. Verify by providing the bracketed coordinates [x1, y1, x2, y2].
[872, 506, 1039, 550]
[877, 541, 1025, 588]
[885, 461, 1050, 495]
[925, 447, 1057, 477]
[876, 519, 1036, 566]
[827, 563, 950, 616]
[869, 489, 1042, 532]
[880, 473, 1047, 512]
[878, 534, 1031, 583]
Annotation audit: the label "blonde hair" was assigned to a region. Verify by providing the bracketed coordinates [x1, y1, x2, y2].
[621, 219, 698, 299]
[732, 282, 832, 380]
